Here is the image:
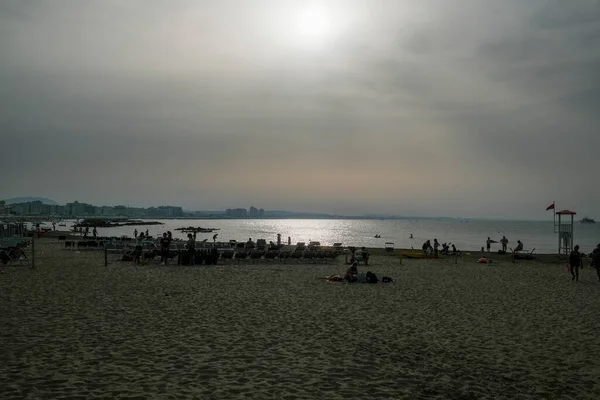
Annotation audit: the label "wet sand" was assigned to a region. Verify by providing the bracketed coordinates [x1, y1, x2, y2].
[1, 238, 599, 399]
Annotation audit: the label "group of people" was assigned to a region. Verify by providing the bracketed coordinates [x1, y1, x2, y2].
[421, 239, 459, 257]
[484, 236, 523, 254]
[568, 243, 600, 282]
[323, 261, 392, 284]
[133, 229, 150, 240]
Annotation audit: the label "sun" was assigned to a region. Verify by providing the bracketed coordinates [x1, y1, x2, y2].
[295, 7, 333, 42]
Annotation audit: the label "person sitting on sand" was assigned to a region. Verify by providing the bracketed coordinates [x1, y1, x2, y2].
[345, 261, 358, 282]
[514, 240, 523, 253]
[245, 238, 255, 251]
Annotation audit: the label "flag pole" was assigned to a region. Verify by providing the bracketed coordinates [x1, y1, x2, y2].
[553, 201, 556, 233]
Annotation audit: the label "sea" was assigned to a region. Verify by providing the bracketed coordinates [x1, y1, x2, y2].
[40, 218, 600, 254]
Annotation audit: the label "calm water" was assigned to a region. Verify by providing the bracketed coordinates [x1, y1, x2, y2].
[46, 218, 600, 254]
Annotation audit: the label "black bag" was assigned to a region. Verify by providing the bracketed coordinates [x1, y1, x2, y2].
[366, 271, 378, 283]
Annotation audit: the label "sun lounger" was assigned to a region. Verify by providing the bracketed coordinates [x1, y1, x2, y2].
[512, 248, 536, 260]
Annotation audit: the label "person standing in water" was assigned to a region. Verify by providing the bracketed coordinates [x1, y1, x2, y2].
[569, 245, 583, 282]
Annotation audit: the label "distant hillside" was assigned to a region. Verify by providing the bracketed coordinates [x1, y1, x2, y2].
[3, 197, 59, 205]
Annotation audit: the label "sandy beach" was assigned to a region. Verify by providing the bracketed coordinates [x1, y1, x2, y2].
[1, 238, 600, 399]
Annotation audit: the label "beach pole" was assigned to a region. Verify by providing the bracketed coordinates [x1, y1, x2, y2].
[31, 235, 35, 269]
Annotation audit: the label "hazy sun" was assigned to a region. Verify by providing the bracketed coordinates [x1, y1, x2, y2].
[295, 7, 333, 42]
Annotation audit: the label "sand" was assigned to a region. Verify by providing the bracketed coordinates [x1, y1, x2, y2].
[1, 238, 600, 399]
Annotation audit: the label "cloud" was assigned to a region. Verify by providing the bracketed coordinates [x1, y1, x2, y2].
[1, 0, 599, 217]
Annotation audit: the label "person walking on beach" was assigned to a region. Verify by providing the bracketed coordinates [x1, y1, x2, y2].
[500, 236, 508, 253]
[92, 227, 97, 238]
[433, 239, 440, 258]
[569, 245, 583, 282]
[134, 229, 138, 239]
[486, 237, 492, 252]
[591, 243, 600, 282]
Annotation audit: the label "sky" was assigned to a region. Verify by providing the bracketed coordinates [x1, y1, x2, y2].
[1, 0, 599, 219]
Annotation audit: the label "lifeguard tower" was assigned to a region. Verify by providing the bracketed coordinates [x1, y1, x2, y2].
[555, 209, 576, 256]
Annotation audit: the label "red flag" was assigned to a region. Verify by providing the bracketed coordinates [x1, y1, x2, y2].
[546, 203, 555, 211]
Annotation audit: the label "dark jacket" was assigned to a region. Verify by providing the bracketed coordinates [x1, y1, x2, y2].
[569, 250, 581, 268]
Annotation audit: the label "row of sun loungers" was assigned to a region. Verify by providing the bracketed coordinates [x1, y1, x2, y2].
[219, 249, 343, 264]
[58, 236, 345, 264]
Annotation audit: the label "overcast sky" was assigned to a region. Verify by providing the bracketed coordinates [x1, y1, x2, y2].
[1, 0, 599, 218]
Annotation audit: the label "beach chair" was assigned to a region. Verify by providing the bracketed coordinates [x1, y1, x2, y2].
[0, 246, 29, 266]
[385, 242, 394, 255]
[219, 249, 235, 264]
[301, 250, 316, 264]
[290, 249, 304, 263]
[513, 248, 536, 260]
[276, 250, 292, 264]
[233, 251, 249, 263]
[248, 250, 265, 263]
[264, 250, 279, 262]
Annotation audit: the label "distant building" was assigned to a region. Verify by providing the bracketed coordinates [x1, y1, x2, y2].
[66, 201, 95, 216]
[249, 206, 259, 218]
[226, 208, 247, 218]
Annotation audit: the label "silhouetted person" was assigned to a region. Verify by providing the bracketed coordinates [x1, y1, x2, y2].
[569, 245, 582, 282]
[134, 229, 138, 239]
[514, 240, 523, 253]
[486, 237, 492, 252]
[92, 227, 97, 238]
[591, 243, 600, 282]
[186, 232, 196, 265]
[433, 239, 440, 258]
[160, 232, 171, 266]
[361, 246, 370, 265]
[500, 236, 508, 253]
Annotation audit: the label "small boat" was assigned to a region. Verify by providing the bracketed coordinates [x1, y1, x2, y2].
[400, 251, 446, 259]
[580, 217, 596, 224]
